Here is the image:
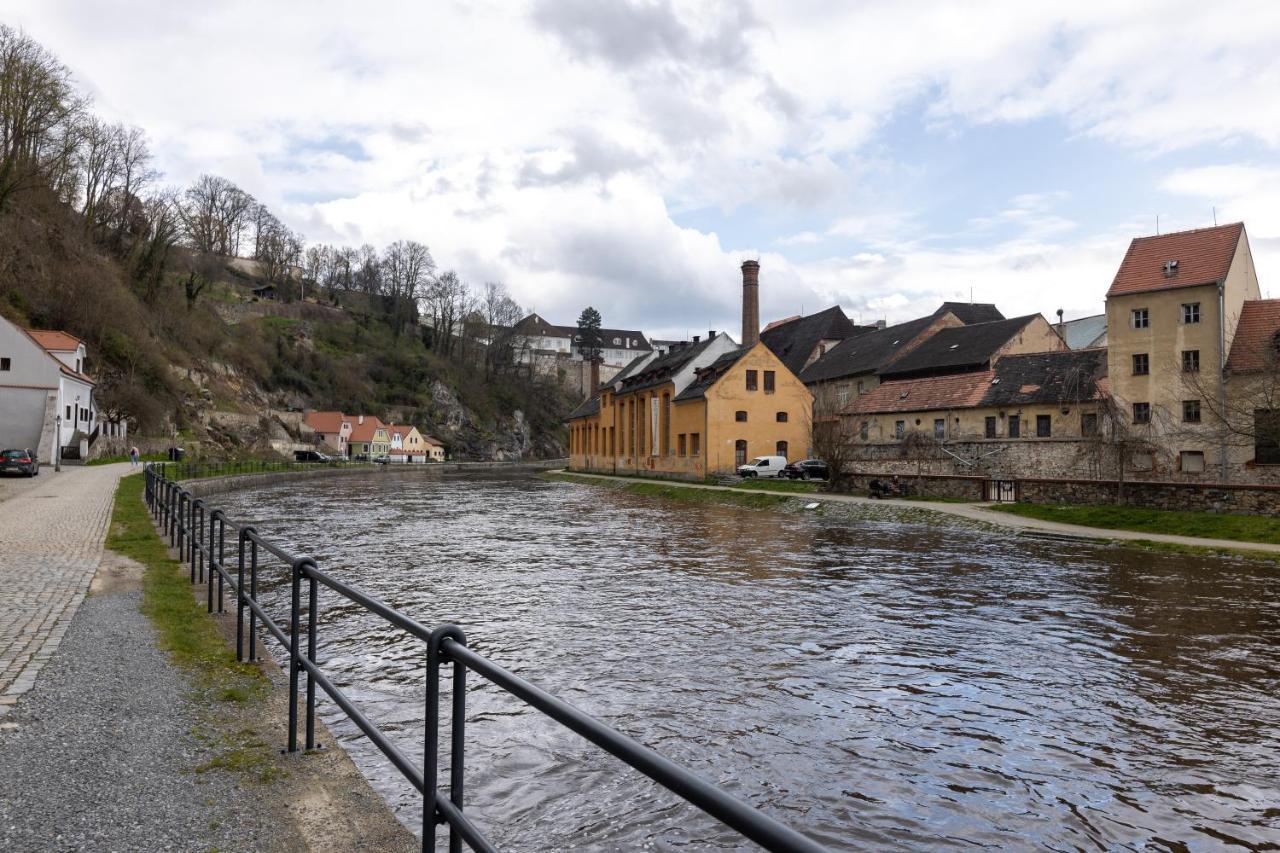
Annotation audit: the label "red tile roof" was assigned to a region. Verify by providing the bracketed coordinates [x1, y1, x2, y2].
[1106, 222, 1243, 297]
[348, 416, 387, 443]
[845, 371, 993, 415]
[304, 411, 348, 434]
[26, 329, 84, 351]
[1226, 299, 1280, 373]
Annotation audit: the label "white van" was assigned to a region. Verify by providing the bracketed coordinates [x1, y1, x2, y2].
[737, 455, 788, 479]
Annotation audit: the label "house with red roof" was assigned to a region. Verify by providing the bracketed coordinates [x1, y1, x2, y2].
[303, 410, 352, 456]
[0, 314, 98, 464]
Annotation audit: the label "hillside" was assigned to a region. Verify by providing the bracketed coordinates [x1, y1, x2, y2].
[0, 188, 571, 460]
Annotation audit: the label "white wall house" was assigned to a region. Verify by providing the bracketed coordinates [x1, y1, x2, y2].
[0, 317, 97, 464]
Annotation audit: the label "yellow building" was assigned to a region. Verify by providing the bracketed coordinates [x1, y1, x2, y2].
[348, 416, 390, 459]
[1104, 223, 1261, 477]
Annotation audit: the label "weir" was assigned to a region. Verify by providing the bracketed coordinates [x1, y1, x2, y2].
[143, 461, 825, 852]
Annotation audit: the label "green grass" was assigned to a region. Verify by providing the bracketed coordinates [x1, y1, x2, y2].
[717, 477, 821, 494]
[990, 502, 1280, 546]
[105, 474, 266, 693]
[88, 451, 167, 466]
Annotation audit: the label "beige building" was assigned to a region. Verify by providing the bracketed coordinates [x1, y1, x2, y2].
[1104, 223, 1261, 478]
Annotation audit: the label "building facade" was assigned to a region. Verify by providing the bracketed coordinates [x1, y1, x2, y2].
[0, 317, 96, 464]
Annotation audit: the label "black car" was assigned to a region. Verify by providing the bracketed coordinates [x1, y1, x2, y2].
[294, 449, 331, 463]
[1, 448, 39, 477]
[783, 459, 829, 481]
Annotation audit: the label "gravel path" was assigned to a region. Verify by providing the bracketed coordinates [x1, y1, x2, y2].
[0, 576, 289, 852]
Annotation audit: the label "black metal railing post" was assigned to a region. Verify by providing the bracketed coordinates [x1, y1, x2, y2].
[287, 555, 305, 753]
[216, 513, 226, 613]
[207, 509, 219, 613]
[426, 624, 469, 850]
[236, 527, 253, 662]
[249, 535, 260, 662]
[303, 558, 320, 751]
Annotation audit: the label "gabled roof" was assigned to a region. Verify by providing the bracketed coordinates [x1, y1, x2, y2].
[1226, 299, 1280, 374]
[566, 395, 601, 421]
[514, 313, 652, 352]
[617, 334, 721, 394]
[304, 411, 348, 434]
[877, 315, 1041, 380]
[349, 417, 387, 443]
[846, 371, 993, 415]
[759, 306, 861, 375]
[26, 329, 84, 351]
[1107, 222, 1244, 297]
[799, 314, 943, 383]
[674, 347, 749, 402]
[933, 302, 1004, 324]
[1057, 314, 1108, 350]
[982, 348, 1108, 407]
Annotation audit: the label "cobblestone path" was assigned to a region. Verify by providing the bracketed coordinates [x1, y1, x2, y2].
[0, 463, 131, 715]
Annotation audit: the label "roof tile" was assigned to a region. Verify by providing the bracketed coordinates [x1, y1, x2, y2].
[1107, 223, 1243, 297]
[1225, 299, 1280, 373]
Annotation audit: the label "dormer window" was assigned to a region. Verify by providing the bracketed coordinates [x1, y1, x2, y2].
[1163, 259, 1179, 278]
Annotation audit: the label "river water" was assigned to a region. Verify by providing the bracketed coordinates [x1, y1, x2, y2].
[215, 470, 1280, 851]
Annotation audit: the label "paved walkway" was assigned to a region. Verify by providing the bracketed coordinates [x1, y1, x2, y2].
[560, 471, 1280, 555]
[0, 463, 133, 715]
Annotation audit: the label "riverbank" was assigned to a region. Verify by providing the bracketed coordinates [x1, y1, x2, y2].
[547, 471, 1280, 560]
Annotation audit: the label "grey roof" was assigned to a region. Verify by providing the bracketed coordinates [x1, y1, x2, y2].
[617, 335, 722, 394]
[674, 347, 748, 402]
[934, 302, 1005, 324]
[1058, 314, 1107, 349]
[566, 395, 600, 421]
[878, 315, 1040, 380]
[515, 313, 652, 352]
[759, 306, 862, 375]
[799, 314, 940, 383]
[982, 348, 1108, 406]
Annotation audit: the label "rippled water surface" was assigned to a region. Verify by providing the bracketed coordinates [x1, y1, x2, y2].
[215, 470, 1280, 851]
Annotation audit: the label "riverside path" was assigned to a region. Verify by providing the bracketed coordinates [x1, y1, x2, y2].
[0, 463, 129, 713]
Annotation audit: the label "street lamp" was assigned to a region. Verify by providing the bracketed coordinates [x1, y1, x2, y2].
[54, 414, 61, 473]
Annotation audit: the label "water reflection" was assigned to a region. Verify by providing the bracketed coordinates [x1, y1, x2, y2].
[216, 471, 1280, 851]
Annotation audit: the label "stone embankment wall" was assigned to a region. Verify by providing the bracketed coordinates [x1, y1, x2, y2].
[839, 470, 1280, 515]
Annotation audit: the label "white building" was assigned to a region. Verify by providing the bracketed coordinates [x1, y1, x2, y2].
[512, 313, 652, 367]
[0, 316, 97, 463]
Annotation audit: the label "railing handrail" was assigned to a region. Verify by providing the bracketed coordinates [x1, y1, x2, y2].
[142, 462, 826, 853]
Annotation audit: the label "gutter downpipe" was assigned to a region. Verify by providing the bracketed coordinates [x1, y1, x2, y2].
[1218, 281, 1229, 481]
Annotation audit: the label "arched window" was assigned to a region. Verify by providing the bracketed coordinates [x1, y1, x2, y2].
[776, 411, 788, 422]
[735, 439, 748, 465]
[776, 440, 789, 458]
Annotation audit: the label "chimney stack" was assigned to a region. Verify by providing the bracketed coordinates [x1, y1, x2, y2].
[589, 358, 601, 393]
[741, 260, 760, 348]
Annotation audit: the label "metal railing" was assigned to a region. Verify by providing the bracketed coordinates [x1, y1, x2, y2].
[142, 463, 825, 853]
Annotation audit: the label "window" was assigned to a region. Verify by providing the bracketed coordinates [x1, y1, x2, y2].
[763, 370, 775, 393]
[1008, 415, 1021, 438]
[1183, 400, 1201, 423]
[1182, 303, 1200, 324]
[1133, 402, 1151, 424]
[1132, 353, 1149, 375]
[1081, 413, 1098, 437]
[1180, 451, 1205, 473]
[935, 419, 946, 440]
[1256, 409, 1280, 464]
[75, 358, 81, 373]
[735, 439, 748, 465]
[1182, 350, 1200, 373]
[984, 416, 997, 438]
[776, 411, 788, 423]
[1036, 415, 1051, 437]
[745, 370, 758, 391]
[678, 434, 687, 456]
[856, 380, 865, 395]
[690, 433, 701, 456]
[662, 393, 671, 456]
[895, 420, 905, 439]
[776, 440, 788, 457]
[735, 410, 748, 422]
[66, 405, 72, 420]
[0, 357, 9, 371]
[1132, 308, 1149, 329]
[839, 388, 851, 407]
[859, 421, 869, 441]
[1130, 452, 1154, 471]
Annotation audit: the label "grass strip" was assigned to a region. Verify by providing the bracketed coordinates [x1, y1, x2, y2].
[989, 502, 1280, 546]
[545, 471, 793, 509]
[105, 473, 265, 694]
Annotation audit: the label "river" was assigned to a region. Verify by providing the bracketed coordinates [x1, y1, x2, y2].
[214, 470, 1280, 851]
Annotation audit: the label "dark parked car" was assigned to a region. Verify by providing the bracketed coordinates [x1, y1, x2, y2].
[783, 459, 829, 480]
[1, 448, 39, 477]
[294, 449, 332, 463]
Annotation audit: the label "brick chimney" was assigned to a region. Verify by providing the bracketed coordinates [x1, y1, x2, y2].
[741, 260, 760, 348]
[589, 358, 601, 393]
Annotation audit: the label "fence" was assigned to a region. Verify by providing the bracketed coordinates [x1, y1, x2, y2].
[142, 462, 824, 852]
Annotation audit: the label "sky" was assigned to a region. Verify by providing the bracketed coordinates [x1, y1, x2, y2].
[8, 0, 1280, 338]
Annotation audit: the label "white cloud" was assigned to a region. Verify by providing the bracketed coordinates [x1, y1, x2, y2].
[7, 0, 1280, 337]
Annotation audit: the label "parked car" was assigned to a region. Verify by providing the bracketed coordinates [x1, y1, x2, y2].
[784, 459, 829, 481]
[737, 455, 788, 478]
[0, 448, 39, 477]
[294, 450, 332, 463]
[372, 454, 390, 464]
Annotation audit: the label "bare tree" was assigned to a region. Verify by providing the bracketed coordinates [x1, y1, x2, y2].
[380, 239, 434, 336]
[130, 188, 182, 303]
[808, 386, 858, 490]
[481, 281, 523, 377]
[1179, 338, 1280, 468]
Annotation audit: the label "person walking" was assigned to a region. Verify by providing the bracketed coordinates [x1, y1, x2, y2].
[129, 445, 140, 467]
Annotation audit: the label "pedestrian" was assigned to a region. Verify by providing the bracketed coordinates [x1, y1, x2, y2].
[129, 445, 140, 467]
